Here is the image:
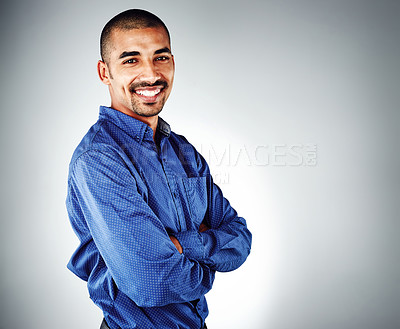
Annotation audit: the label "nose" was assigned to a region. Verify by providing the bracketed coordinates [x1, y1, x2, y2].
[138, 59, 160, 84]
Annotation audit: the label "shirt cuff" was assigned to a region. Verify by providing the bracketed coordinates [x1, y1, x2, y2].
[173, 230, 205, 261]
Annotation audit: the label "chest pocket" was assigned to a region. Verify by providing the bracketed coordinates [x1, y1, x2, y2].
[182, 176, 208, 226]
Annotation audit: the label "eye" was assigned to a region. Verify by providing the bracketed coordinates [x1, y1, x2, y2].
[123, 58, 138, 64]
[155, 56, 170, 62]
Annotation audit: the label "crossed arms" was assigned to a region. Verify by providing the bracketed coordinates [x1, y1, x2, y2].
[67, 146, 252, 307]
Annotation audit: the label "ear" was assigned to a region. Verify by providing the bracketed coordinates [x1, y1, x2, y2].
[97, 60, 111, 85]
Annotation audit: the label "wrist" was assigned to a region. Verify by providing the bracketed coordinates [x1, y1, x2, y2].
[169, 235, 183, 254]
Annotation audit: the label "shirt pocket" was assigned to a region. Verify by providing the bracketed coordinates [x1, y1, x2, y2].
[182, 176, 208, 226]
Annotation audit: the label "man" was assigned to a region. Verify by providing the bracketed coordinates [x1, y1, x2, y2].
[66, 9, 252, 329]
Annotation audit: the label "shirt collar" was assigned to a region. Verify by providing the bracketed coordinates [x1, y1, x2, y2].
[157, 116, 171, 137]
[99, 106, 170, 142]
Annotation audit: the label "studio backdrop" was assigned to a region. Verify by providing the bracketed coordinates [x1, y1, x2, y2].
[0, 1, 399, 328]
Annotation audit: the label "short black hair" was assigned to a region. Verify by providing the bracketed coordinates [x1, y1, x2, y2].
[100, 9, 170, 64]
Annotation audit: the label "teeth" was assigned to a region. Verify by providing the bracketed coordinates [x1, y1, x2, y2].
[136, 88, 161, 97]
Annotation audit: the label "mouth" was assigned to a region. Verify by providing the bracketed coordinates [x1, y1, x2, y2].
[132, 84, 166, 104]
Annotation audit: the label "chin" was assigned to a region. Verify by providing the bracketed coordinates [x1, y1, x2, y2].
[131, 100, 165, 117]
[133, 106, 163, 118]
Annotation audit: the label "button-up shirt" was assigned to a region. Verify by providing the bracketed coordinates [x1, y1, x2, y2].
[66, 106, 252, 329]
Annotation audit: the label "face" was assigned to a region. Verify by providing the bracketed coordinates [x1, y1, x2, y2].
[98, 27, 174, 118]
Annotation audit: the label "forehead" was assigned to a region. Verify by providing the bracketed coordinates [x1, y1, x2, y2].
[109, 27, 171, 58]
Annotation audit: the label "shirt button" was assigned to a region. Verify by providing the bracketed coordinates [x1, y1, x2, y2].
[173, 192, 177, 198]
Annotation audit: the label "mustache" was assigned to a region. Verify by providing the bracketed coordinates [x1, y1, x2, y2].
[129, 80, 168, 93]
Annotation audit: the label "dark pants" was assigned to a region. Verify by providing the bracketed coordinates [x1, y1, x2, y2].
[100, 318, 208, 329]
[100, 319, 109, 329]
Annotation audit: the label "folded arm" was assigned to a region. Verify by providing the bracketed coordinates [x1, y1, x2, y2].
[69, 148, 215, 307]
[172, 150, 252, 272]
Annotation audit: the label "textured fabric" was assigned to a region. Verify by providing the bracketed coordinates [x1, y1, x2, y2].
[100, 318, 208, 329]
[101, 318, 208, 329]
[66, 106, 252, 329]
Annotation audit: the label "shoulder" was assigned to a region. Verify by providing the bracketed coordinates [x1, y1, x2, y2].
[169, 130, 191, 145]
[68, 120, 125, 174]
[169, 130, 199, 156]
[169, 130, 210, 176]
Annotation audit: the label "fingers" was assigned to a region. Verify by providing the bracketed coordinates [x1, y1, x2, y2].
[199, 223, 209, 233]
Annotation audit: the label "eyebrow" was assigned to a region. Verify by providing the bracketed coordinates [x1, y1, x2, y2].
[119, 51, 140, 59]
[154, 47, 171, 55]
[118, 47, 171, 60]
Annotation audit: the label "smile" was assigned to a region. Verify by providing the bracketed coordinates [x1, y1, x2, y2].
[135, 88, 162, 97]
[132, 85, 166, 103]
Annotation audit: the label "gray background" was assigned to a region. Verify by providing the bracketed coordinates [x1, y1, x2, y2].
[1, 0, 399, 328]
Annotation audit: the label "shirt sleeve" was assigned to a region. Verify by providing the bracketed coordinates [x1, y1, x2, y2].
[172, 150, 252, 273]
[69, 148, 215, 308]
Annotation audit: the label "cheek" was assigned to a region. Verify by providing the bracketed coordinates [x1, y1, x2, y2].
[161, 64, 174, 80]
[114, 69, 137, 87]
[117, 78, 133, 94]
[166, 69, 175, 83]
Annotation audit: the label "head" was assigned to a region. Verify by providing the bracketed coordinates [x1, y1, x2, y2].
[97, 9, 174, 119]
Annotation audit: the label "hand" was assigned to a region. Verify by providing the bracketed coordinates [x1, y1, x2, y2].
[169, 235, 183, 254]
[199, 223, 209, 233]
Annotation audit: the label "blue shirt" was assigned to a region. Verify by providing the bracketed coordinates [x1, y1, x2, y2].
[66, 106, 252, 329]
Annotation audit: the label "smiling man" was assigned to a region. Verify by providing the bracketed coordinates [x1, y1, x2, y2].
[66, 9, 252, 329]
